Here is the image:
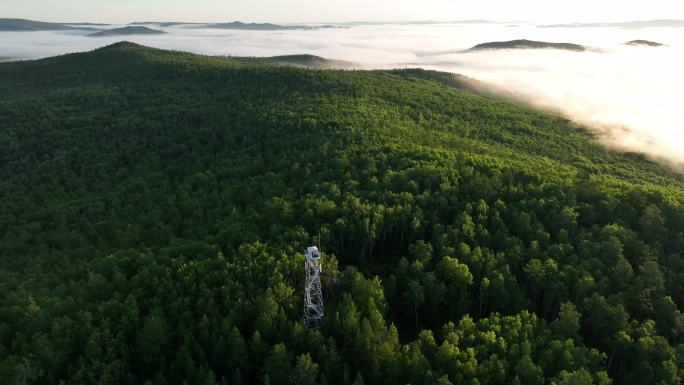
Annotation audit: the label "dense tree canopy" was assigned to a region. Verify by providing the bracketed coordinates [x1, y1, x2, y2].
[0, 42, 683, 384]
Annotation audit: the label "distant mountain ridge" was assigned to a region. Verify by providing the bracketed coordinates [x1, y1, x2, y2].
[0, 18, 342, 32]
[65, 22, 111, 26]
[130, 22, 204, 27]
[540, 19, 684, 29]
[131, 21, 341, 30]
[202, 21, 304, 30]
[0, 18, 101, 31]
[198, 21, 342, 30]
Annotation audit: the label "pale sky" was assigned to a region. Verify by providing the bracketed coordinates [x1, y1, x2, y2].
[2, 0, 683, 24]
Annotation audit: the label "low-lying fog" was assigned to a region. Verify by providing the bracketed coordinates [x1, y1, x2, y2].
[2, 22, 683, 169]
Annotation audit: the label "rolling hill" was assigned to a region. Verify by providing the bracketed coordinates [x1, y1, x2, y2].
[235, 54, 356, 69]
[89, 26, 166, 37]
[0, 42, 682, 385]
[470, 39, 587, 51]
[626, 39, 666, 47]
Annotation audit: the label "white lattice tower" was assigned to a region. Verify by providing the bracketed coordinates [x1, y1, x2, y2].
[304, 246, 324, 327]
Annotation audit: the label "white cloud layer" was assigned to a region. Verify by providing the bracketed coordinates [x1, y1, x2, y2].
[2, 22, 683, 169]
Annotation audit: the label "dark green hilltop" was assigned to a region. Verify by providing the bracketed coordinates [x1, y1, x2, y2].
[1, 42, 683, 385]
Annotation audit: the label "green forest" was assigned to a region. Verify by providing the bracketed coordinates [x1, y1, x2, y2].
[1, 42, 683, 385]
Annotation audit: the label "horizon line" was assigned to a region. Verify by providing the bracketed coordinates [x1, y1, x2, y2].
[3, 16, 684, 26]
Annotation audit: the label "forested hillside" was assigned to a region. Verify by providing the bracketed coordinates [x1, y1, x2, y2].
[1, 42, 683, 385]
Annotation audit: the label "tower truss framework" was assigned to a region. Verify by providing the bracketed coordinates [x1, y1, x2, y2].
[304, 246, 324, 327]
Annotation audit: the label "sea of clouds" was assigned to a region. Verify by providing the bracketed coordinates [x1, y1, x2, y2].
[2, 22, 683, 169]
